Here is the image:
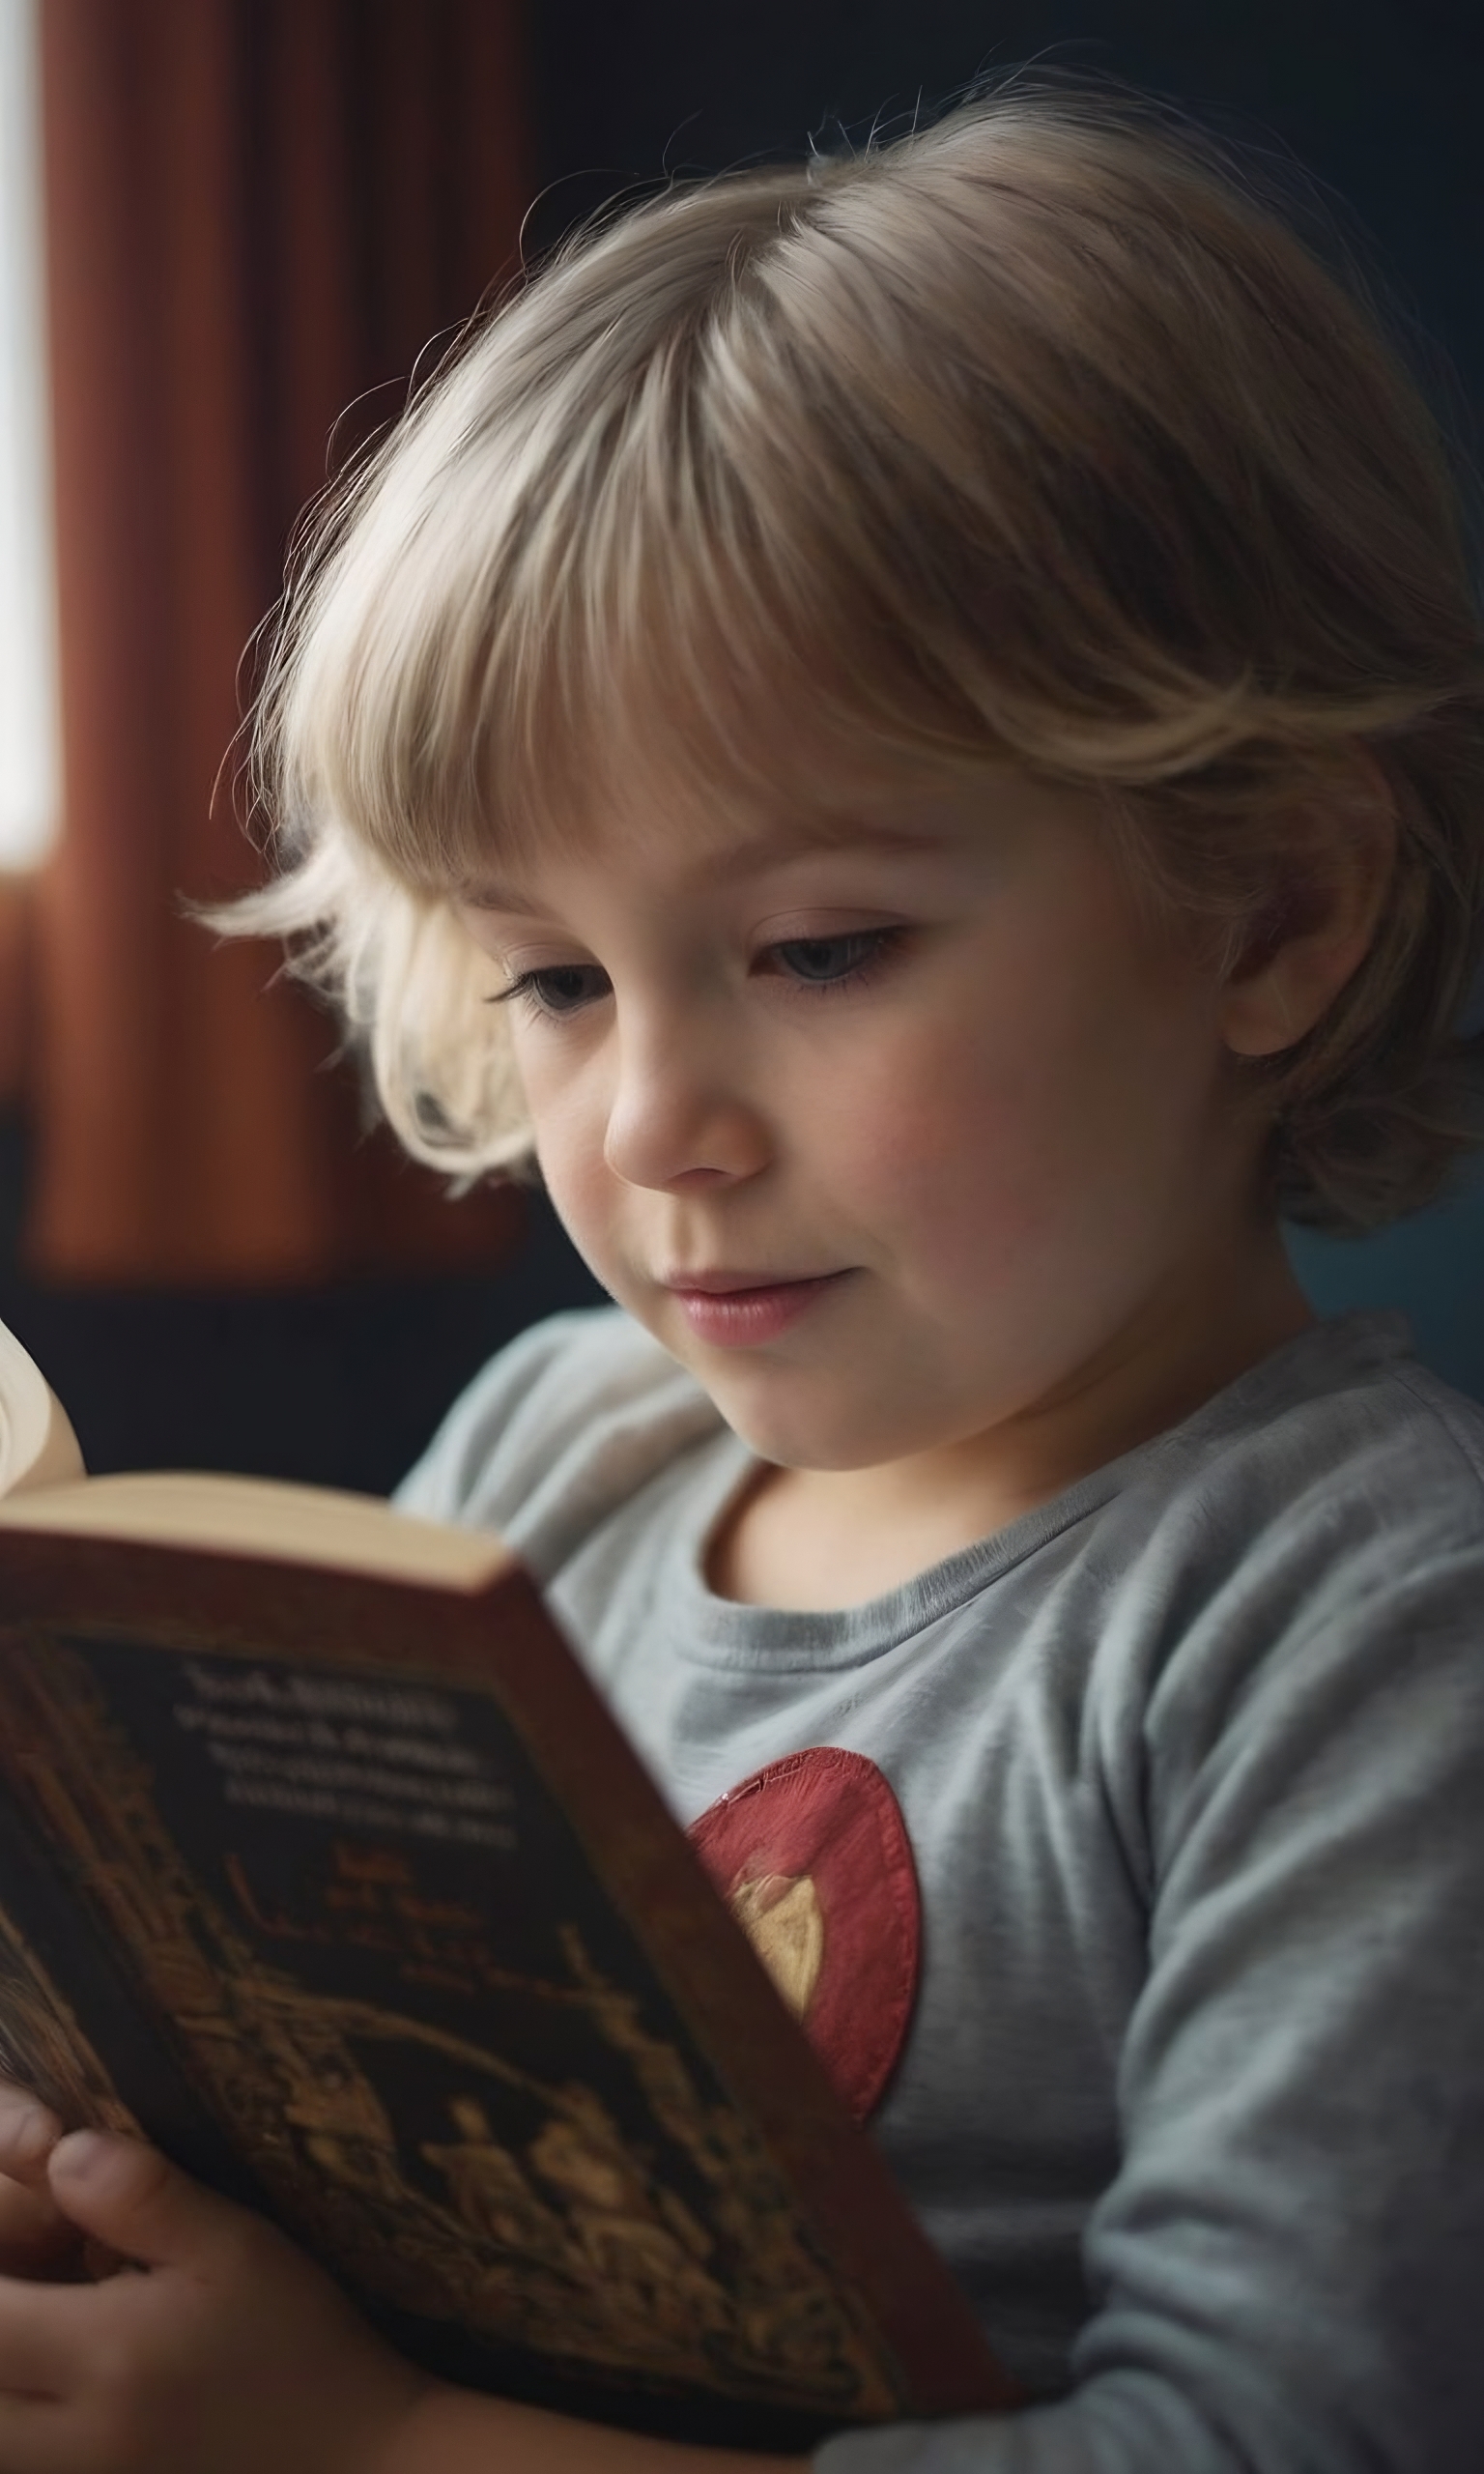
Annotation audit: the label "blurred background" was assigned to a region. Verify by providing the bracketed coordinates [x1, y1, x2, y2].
[0, 0, 1480, 1490]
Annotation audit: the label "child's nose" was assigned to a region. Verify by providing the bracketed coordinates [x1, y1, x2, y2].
[602, 1013, 769, 1191]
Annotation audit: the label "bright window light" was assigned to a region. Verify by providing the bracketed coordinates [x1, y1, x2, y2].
[0, 0, 59, 869]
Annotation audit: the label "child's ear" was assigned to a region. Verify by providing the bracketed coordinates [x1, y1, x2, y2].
[1217, 757, 1398, 1059]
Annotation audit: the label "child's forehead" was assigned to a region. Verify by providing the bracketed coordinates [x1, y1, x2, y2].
[451, 737, 1010, 897]
[449, 756, 1109, 914]
[456, 805, 933, 910]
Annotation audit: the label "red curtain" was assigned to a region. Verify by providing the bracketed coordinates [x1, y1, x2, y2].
[25, 0, 531, 1282]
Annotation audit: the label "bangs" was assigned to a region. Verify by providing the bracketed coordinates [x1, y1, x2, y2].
[262, 285, 1002, 893]
[266, 130, 1403, 902]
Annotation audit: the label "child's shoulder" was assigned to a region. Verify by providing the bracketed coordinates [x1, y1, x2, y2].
[1142, 1307, 1484, 1548]
[393, 1306, 723, 1569]
[1093, 1309, 1484, 1735]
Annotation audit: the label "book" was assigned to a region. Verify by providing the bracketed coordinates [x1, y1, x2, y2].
[0, 1316, 1015, 2450]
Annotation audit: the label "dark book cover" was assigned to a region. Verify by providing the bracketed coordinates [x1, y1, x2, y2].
[0, 1528, 1013, 2450]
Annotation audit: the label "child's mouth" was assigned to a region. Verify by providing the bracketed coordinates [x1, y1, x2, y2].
[664, 1271, 850, 1347]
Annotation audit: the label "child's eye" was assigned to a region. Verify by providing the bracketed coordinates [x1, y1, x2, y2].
[766, 929, 903, 992]
[490, 964, 611, 1020]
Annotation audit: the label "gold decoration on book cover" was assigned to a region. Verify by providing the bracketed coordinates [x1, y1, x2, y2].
[0, 1628, 897, 2417]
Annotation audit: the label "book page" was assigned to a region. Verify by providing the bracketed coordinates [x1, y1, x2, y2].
[0, 1319, 84, 1497]
[0, 1470, 512, 1589]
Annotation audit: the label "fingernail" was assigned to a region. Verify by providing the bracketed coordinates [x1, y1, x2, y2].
[50, 2130, 108, 2183]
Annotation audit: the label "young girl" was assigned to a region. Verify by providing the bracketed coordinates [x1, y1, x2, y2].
[0, 78, 1482, 2474]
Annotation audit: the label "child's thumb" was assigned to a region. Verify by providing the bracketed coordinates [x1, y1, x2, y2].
[45, 2131, 222, 2268]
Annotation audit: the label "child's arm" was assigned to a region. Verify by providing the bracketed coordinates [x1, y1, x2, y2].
[0, 2097, 809, 2474]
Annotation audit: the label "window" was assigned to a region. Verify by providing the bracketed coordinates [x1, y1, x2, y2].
[0, 0, 58, 868]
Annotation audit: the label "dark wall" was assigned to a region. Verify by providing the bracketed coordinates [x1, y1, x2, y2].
[6, 0, 1482, 1481]
[527, 0, 1484, 406]
[0, 1131, 602, 1490]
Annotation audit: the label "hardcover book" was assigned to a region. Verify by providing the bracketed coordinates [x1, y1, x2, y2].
[0, 1317, 1013, 2449]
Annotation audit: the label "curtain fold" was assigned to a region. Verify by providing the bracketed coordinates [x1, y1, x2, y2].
[28, 0, 531, 1283]
[0, 885, 29, 1108]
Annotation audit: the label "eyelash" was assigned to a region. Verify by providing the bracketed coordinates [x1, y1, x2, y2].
[490, 929, 906, 1022]
[489, 964, 609, 1021]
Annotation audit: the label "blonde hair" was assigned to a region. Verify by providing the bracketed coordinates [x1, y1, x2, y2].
[232, 82, 1484, 1230]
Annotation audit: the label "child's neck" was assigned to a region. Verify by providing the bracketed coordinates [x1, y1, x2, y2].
[706, 1242, 1316, 1610]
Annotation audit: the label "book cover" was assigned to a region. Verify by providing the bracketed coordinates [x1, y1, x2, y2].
[0, 1511, 1014, 2449]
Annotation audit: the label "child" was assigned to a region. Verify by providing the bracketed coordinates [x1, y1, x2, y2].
[0, 77, 1482, 2474]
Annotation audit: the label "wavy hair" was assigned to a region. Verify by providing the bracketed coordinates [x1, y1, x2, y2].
[226, 81, 1484, 1229]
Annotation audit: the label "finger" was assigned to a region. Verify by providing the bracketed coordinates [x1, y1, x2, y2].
[0, 2393, 74, 2474]
[46, 2133, 240, 2271]
[0, 2088, 61, 2189]
[0, 2272, 105, 2400]
[0, 2177, 80, 2280]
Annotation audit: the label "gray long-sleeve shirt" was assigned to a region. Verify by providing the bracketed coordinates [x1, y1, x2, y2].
[396, 1305, 1484, 2474]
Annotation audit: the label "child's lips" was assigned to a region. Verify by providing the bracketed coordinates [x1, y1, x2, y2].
[664, 1267, 828, 1294]
[663, 1269, 851, 1346]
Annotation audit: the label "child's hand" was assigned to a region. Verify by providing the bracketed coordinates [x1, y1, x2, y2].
[0, 2127, 432, 2473]
[0, 2082, 86, 2278]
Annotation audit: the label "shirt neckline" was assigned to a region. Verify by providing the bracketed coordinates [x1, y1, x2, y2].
[654, 1309, 1415, 1670]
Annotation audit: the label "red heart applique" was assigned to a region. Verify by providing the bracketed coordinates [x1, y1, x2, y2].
[689, 1747, 921, 2123]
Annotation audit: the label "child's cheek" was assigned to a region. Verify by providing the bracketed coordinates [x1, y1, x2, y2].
[526, 1085, 621, 1277]
[853, 1049, 1184, 1360]
[839, 1038, 1061, 1265]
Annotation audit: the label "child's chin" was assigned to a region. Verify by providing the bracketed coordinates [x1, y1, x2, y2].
[704, 1383, 893, 1475]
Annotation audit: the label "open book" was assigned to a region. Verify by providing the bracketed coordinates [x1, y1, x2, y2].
[0, 1318, 1013, 2448]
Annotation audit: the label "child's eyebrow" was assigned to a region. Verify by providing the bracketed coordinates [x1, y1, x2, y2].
[455, 818, 951, 913]
[454, 882, 547, 917]
[710, 817, 951, 878]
